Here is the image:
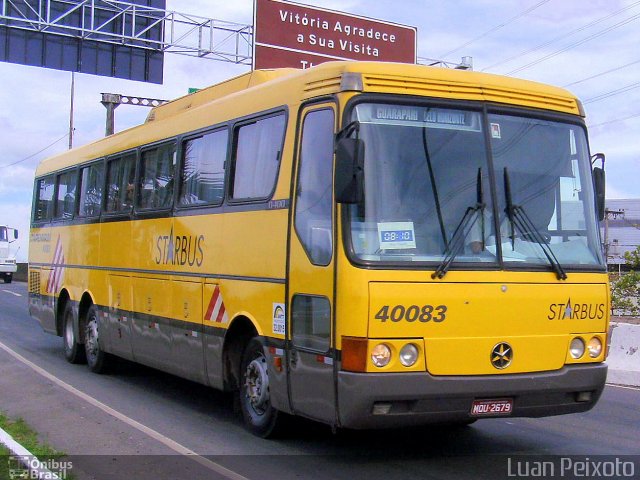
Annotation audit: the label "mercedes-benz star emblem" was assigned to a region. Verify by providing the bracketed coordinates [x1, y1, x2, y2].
[491, 342, 513, 369]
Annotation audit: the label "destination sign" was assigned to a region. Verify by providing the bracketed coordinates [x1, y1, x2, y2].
[354, 104, 482, 131]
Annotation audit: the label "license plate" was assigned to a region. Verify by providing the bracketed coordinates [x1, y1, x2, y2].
[470, 398, 513, 416]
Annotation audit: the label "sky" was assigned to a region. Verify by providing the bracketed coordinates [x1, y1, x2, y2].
[1, 0, 639, 261]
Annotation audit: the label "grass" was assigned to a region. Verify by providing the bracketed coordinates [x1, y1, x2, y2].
[0, 411, 72, 479]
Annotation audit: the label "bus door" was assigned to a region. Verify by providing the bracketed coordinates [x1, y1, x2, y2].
[286, 104, 337, 424]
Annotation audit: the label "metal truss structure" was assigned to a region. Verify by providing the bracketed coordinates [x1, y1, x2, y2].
[418, 56, 473, 70]
[0, 0, 253, 65]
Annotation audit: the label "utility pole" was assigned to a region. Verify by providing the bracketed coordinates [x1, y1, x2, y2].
[69, 72, 75, 149]
[101, 94, 168, 136]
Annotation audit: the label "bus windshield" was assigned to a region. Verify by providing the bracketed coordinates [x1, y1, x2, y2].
[345, 102, 604, 270]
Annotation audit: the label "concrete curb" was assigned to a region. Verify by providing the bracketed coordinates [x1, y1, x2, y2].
[607, 322, 640, 387]
[0, 425, 61, 480]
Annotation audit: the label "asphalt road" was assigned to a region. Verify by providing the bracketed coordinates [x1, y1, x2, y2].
[0, 281, 639, 480]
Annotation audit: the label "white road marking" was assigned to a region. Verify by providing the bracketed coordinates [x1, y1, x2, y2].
[606, 383, 640, 391]
[0, 339, 250, 480]
[2, 290, 22, 297]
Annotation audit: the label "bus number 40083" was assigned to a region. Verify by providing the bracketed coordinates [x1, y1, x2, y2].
[375, 304, 447, 323]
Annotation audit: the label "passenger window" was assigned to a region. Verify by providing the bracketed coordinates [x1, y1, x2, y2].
[105, 153, 136, 213]
[55, 170, 77, 219]
[78, 163, 104, 217]
[292, 295, 331, 352]
[295, 109, 335, 265]
[179, 129, 228, 206]
[139, 143, 177, 209]
[231, 114, 285, 200]
[34, 176, 55, 221]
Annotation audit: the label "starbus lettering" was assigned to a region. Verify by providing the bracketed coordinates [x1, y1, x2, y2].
[155, 228, 204, 267]
[547, 298, 605, 320]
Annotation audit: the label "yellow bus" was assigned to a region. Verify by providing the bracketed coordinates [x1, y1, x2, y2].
[29, 61, 609, 437]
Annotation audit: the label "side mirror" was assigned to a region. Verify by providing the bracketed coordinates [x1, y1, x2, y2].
[335, 138, 364, 204]
[13, 229, 18, 240]
[593, 167, 605, 222]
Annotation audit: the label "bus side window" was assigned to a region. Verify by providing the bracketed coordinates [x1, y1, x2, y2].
[139, 144, 176, 210]
[78, 162, 104, 217]
[54, 170, 77, 220]
[179, 129, 228, 206]
[231, 113, 285, 201]
[34, 176, 55, 222]
[106, 153, 136, 213]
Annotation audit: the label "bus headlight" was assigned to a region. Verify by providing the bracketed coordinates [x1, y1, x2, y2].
[587, 337, 602, 358]
[399, 343, 419, 367]
[371, 343, 392, 367]
[570, 337, 585, 359]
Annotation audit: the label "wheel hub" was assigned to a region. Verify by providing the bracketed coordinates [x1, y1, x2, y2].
[64, 318, 74, 346]
[245, 356, 269, 412]
[86, 319, 99, 357]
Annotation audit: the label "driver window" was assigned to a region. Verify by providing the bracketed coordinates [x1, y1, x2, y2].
[294, 108, 335, 266]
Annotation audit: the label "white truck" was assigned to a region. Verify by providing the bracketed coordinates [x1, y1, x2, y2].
[0, 225, 18, 283]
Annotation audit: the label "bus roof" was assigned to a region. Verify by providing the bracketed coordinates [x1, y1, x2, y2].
[35, 61, 582, 177]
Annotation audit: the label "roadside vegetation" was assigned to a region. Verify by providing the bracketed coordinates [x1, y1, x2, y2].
[0, 411, 71, 479]
[610, 246, 640, 317]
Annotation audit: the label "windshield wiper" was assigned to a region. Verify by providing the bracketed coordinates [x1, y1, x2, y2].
[503, 168, 567, 280]
[432, 168, 485, 279]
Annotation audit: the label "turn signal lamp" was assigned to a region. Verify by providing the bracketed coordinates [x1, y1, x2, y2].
[341, 336, 368, 372]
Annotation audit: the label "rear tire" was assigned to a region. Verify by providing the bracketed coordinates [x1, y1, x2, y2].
[239, 338, 282, 438]
[62, 302, 86, 364]
[84, 304, 111, 374]
[4, 274, 12, 284]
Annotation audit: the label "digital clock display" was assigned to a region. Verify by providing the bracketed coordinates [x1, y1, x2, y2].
[380, 230, 414, 243]
[377, 222, 417, 250]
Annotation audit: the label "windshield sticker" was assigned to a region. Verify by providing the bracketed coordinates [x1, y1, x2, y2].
[272, 303, 286, 335]
[377, 221, 416, 249]
[491, 123, 501, 139]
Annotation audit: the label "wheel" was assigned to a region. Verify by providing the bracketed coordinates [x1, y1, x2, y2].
[3, 274, 12, 284]
[62, 302, 86, 364]
[239, 338, 282, 438]
[84, 304, 111, 373]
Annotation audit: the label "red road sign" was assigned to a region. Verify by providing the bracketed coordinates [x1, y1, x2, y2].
[253, 0, 417, 70]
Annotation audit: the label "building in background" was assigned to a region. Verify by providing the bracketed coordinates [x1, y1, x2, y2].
[601, 199, 640, 270]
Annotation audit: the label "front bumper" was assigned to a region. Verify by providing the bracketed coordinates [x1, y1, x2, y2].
[0, 264, 17, 274]
[338, 363, 607, 429]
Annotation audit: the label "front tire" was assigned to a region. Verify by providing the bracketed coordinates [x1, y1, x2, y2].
[239, 338, 282, 438]
[3, 274, 12, 284]
[84, 304, 111, 373]
[63, 302, 86, 364]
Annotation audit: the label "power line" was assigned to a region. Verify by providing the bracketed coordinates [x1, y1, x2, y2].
[439, 0, 551, 59]
[482, 1, 640, 72]
[589, 112, 640, 129]
[0, 132, 69, 169]
[505, 11, 640, 75]
[563, 59, 640, 88]
[583, 81, 640, 104]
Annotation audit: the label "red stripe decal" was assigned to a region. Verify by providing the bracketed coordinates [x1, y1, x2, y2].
[204, 286, 220, 321]
[215, 303, 226, 323]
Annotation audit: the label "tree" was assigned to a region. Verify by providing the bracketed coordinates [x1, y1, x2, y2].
[610, 246, 640, 316]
